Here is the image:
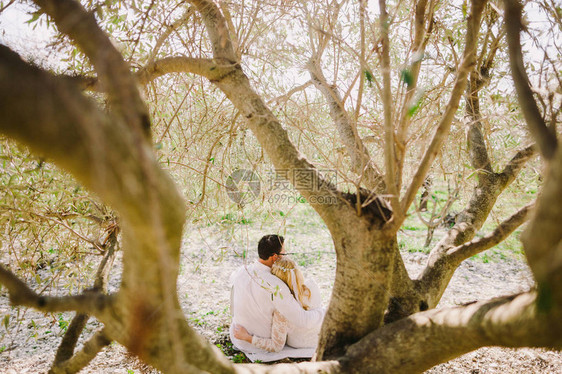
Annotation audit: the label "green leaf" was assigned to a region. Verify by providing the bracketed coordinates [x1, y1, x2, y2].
[400, 69, 413, 87]
[406, 90, 424, 118]
[26, 12, 41, 25]
[407, 101, 421, 118]
[364, 70, 374, 87]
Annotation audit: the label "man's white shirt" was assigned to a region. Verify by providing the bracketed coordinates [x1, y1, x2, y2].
[229, 261, 324, 353]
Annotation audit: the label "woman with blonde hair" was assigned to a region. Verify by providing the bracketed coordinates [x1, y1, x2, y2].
[233, 257, 323, 352]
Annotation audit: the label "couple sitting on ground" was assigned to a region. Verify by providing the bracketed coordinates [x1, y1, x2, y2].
[229, 234, 325, 361]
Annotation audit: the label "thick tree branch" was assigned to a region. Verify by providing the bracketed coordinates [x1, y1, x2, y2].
[235, 361, 341, 374]
[466, 49, 494, 173]
[0, 45, 234, 374]
[34, 0, 150, 137]
[0, 45, 182, 229]
[498, 144, 536, 185]
[137, 56, 237, 84]
[400, 0, 487, 224]
[268, 81, 313, 106]
[53, 314, 90, 365]
[343, 291, 562, 374]
[60, 56, 237, 92]
[417, 143, 536, 308]
[521, 147, 562, 306]
[0, 264, 113, 315]
[447, 202, 534, 263]
[504, 0, 558, 159]
[188, 0, 237, 62]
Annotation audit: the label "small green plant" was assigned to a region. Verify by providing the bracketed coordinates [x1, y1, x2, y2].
[232, 353, 247, 363]
[2, 314, 9, 330]
[57, 313, 69, 332]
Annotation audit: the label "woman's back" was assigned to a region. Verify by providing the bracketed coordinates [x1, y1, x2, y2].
[286, 278, 324, 348]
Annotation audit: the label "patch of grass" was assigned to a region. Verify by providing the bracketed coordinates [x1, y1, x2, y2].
[403, 224, 425, 232]
[232, 353, 249, 363]
[408, 246, 430, 254]
[215, 337, 251, 363]
[470, 252, 498, 263]
[399, 240, 430, 254]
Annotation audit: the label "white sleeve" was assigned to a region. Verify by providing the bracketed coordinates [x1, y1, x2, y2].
[271, 282, 324, 329]
[251, 310, 288, 353]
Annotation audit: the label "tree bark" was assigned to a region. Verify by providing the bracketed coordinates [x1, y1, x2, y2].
[0, 44, 234, 374]
[343, 292, 562, 374]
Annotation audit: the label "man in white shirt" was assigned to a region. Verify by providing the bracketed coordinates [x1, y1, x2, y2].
[229, 234, 324, 354]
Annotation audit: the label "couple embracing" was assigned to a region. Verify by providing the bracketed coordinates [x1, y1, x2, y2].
[229, 234, 325, 360]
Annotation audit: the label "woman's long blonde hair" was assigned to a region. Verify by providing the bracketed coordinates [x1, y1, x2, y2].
[272, 257, 312, 310]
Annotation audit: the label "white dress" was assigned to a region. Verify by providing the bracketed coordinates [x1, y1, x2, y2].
[251, 279, 324, 352]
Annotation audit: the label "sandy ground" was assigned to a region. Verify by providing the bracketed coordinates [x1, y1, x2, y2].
[1, 221, 561, 373]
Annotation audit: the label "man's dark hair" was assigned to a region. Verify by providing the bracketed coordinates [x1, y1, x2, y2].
[258, 234, 284, 260]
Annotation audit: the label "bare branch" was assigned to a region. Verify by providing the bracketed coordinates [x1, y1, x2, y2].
[267, 81, 313, 106]
[395, 0, 435, 188]
[521, 142, 562, 306]
[354, 0, 367, 121]
[0, 205, 105, 252]
[448, 202, 534, 263]
[307, 59, 385, 193]
[52, 227, 119, 367]
[400, 0, 488, 223]
[504, 0, 558, 159]
[93, 226, 119, 291]
[147, 7, 195, 64]
[0, 264, 113, 315]
[50, 328, 112, 374]
[498, 144, 537, 186]
[379, 0, 401, 219]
